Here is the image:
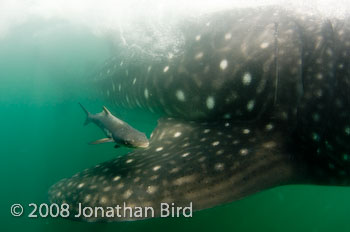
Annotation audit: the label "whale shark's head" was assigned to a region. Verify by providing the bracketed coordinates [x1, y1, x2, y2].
[49, 6, 350, 222]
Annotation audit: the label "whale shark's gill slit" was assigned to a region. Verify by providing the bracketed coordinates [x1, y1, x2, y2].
[49, 118, 308, 222]
[273, 22, 279, 105]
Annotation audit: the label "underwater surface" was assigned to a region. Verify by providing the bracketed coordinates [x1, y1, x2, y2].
[1, 1, 350, 232]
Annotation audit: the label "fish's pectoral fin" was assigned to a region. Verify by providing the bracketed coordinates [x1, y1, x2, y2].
[102, 106, 111, 115]
[89, 138, 114, 145]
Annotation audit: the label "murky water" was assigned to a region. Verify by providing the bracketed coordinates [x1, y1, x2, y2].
[1, 2, 350, 231]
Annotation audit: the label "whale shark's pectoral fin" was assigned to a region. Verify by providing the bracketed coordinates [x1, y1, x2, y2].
[89, 138, 114, 145]
[49, 118, 308, 222]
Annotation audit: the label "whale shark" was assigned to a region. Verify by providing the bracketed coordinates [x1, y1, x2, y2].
[79, 103, 149, 148]
[49, 7, 350, 221]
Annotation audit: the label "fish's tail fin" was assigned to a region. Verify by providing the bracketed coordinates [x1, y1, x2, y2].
[78, 103, 91, 126]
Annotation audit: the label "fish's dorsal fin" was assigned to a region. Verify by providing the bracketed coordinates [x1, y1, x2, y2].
[102, 106, 111, 115]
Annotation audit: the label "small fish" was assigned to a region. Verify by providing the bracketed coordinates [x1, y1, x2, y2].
[79, 103, 149, 149]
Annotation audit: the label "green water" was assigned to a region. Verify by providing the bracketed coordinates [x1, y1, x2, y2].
[1, 20, 350, 232]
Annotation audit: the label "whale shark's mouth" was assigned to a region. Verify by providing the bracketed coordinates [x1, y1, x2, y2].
[49, 117, 308, 222]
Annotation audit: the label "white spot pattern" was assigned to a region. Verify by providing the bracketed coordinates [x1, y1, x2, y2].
[220, 59, 228, 70]
[176, 90, 185, 101]
[206, 96, 215, 110]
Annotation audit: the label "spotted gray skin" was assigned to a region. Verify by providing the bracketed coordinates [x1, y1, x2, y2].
[49, 7, 350, 222]
[79, 103, 149, 149]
